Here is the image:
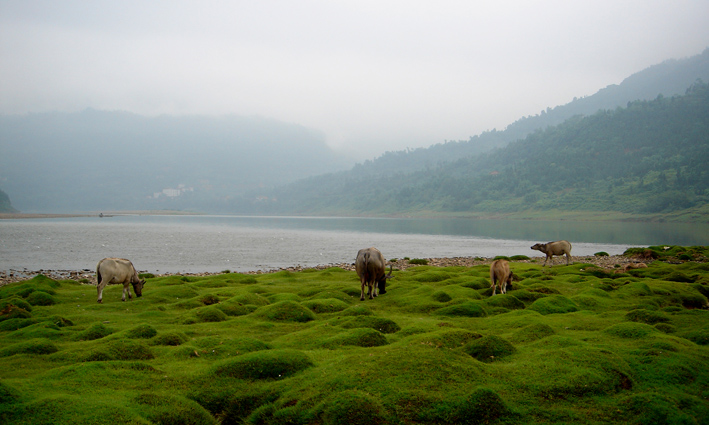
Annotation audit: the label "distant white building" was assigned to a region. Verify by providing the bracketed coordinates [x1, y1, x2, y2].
[152, 185, 194, 199]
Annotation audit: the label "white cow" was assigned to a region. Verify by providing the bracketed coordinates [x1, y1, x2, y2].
[96, 258, 146, 303]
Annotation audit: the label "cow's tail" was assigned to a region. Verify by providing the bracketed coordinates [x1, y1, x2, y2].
[96, 259, 103, 284]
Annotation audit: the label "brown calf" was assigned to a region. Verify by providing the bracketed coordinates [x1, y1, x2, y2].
[531, 240, 572, 267]
[489, 259, 513, 296]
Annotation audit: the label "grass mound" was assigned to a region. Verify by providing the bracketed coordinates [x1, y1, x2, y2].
[301, 298, 350, 313]
[75, 323, 114, 341]
[511, 323, 556, 343]
[339, 316, 401, 334]
[528, 295, 578, 315]
[435, 302, 487, 317]
[0, 339, 58, 357]
[625, 309, 671, 325]
[604, 322, 657, 339]
[134, 392, 216, 425]
[485, 294, 526, 310]
[2, 246, 709, 424]
[152, 331, 189, 346]
[107, 340, 154, 361]
[323, 328, 389, 348]
[194, 306, 228, 323]
[448, 387, 515, 424]
[464, 335, 516, 362]
[213, 349, 313, 380]
[125, 324, 158, 339]
[254, 301, 316, 322]
[321, 390, 388, 425]
[26, 291, 56, 306]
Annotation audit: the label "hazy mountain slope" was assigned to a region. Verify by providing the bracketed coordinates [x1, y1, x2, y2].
[0, 110, 352, 212]
[0, 189, 16, 213]
[352, 48, 709, 178]
[242, 82, 709, 218]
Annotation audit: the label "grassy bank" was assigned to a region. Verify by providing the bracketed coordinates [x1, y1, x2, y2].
[1, 247, 708, 424]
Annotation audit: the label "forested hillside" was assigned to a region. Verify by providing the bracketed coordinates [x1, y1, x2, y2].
[240, 82, 709, 219]
[0, 189, 17, 213]
[345, 49, 709, 178]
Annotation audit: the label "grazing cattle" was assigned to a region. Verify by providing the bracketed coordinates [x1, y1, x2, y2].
[489, 259, 513, 296]
[96, 258, 145, 303]
[355, 247, 393, 301]
[531, 240, 572, 267]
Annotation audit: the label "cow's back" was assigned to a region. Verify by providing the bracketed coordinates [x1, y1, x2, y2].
[550, 240, 572, 255]
[356, 247, 385, 280]
[97, 257, 136, 284]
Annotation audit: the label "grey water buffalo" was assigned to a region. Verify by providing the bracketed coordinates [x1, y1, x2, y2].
[355, 247, 393, 301]
[490, 259, 513, 296]
[531, 240, 572, 266]
[96, 257, 145, 303]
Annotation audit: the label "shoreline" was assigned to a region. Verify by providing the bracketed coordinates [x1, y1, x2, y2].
[0, 254, 644, 287]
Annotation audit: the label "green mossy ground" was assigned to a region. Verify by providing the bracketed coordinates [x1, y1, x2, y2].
[0, 248, 708, 424]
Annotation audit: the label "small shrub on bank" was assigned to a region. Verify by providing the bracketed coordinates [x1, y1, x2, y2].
[594, 251, 610, 257]
[409, 258, 428, 265]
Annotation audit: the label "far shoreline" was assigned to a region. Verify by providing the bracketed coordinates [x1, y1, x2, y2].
[0, 254, 645, 287]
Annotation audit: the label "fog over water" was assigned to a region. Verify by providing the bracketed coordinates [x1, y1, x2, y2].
[2, 216, 706, 274]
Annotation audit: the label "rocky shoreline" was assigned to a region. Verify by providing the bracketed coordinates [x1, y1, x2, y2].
[0, 255, 646, 287]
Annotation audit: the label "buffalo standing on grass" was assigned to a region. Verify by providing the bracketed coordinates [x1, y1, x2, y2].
[531, 240, 572, 266]
[355, 247, 393, 301]
[490, 259, 513, 296]
[96, 257, 145, 303]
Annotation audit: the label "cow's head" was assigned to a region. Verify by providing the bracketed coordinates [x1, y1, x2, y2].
[530, 243, 545, 253]
[378, 265, 394, 294]
[132, 279, 146, 297]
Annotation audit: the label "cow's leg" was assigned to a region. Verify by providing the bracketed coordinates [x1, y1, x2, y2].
[368, 283, 375, 299]
[492, 278, 497, 296]
[122, 283, 133, 301]
[97, 281, 105, 303]
[372, 283, 378, 298]
[360, 279, 366, 301]
[565, 252, 570, 265]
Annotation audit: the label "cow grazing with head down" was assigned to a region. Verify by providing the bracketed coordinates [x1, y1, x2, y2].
[531, 240, 572, 267]
[355, 247, 393, 301]
[96, 257, 145, 303]
[489, 259, 513, 296]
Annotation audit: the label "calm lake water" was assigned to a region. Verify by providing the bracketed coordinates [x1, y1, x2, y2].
[1, 215, 707, 273]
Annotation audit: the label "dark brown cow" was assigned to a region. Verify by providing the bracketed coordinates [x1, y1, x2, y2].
[489, 259, 513, 296]
[531, 240, 572, 266]
[355, 247, 393, 301]
[96, 257, 145, 303]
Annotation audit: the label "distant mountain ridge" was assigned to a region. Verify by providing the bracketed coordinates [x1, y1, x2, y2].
[347, 48, 709, 178]
[0, 110, 352, 212]
[239, 80, 709, 220]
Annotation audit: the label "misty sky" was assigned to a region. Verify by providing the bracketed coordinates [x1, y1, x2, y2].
[1, 1, 709, 158]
